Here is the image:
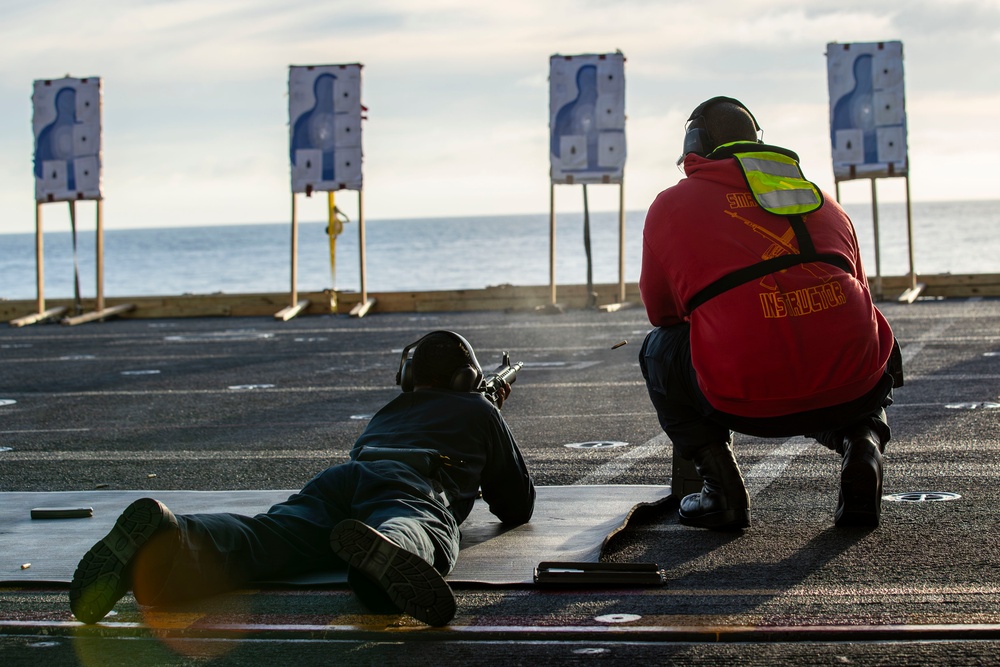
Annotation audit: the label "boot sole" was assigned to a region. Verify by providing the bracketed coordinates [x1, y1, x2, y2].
[69, 498, 174, 624]
[330, 519, 456, 626]
[678, 508, 751, 531]
[836, 452, 883, 527]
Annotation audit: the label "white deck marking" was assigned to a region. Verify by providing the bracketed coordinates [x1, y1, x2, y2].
[574, 433, 669, 485]
[568, 431, 814, 490]
[743, 436, 814, 498]
[900, 320, 955, 364]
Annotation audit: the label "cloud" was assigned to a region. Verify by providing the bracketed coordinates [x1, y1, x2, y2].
[1, 0, 1000, 233]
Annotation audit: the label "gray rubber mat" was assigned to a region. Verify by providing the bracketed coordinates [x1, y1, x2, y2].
[0, 485, 670, 585]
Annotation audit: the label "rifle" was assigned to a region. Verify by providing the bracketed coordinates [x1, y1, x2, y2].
[482, 351, 523, 406]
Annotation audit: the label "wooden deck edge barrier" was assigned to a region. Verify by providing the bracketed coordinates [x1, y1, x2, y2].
[3, 274, 1000, 323]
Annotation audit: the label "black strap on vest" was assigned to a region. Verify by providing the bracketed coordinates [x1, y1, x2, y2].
[686, 215, 854, 312]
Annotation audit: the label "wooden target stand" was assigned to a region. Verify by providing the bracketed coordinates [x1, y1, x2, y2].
[10, 198, 132, 328]
[548, 176, 630, 312]
[834, 170, 924, 304]
[276, 186, 375, 321]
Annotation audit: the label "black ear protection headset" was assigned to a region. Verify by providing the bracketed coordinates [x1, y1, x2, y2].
[396, 330, 484, 393]
[680, 96, 762, 162]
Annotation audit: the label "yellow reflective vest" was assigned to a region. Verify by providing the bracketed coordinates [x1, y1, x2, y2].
[713, 142, 823, 216]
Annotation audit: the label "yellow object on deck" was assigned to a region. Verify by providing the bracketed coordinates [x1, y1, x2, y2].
[327, 191, 342, 286]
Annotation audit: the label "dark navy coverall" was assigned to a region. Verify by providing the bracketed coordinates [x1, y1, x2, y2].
[135, 389, 535, 606]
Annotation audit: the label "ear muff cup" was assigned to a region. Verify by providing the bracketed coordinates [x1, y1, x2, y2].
[682, 122, 712, 158]
[449, 364, 482, 393]
[399, 357, 416, 392]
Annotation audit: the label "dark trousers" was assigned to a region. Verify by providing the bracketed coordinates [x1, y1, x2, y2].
[638, 324, 893, 459]
[136, 460, 460, 606]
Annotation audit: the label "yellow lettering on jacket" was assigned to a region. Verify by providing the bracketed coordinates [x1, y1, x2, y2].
[726, 192, 758, 209]
[759, 280, 846, 318]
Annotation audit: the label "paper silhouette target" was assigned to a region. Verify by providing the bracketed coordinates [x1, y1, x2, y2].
[32, 77, 102, 202]
[289, 64, 363, 193]
[827, 41, 908, 180]
[549, 53, 626, 185]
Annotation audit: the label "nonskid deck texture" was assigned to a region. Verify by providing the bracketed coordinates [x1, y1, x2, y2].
[2, 298, 999, 665]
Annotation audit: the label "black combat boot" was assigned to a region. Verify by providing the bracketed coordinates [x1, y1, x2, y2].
[678, 442, 751, 530]
[70, 498, 179, 623]
[835, 428, 884, 527]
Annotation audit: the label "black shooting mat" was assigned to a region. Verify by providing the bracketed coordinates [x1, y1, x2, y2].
[0, 485, 670, 586]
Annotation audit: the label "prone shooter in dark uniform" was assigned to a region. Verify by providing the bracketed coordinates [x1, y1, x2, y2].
[69, 331, 534, 627]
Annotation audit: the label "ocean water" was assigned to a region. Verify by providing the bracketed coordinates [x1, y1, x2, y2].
[1, 201, 998, 301]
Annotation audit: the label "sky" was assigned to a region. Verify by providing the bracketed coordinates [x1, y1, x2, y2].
[1, 0, 999, 234]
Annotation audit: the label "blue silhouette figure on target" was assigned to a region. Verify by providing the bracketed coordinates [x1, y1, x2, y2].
[551, 64, 617, 173]
[830, 54, 879, 165]
[34, 86, 81, 191]
[290, 73, 341, 182]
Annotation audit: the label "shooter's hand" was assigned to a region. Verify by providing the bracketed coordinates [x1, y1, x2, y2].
[493, 380, 512, 409]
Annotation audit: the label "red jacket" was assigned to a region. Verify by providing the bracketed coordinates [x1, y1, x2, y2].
[640, 151, 895, 418]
